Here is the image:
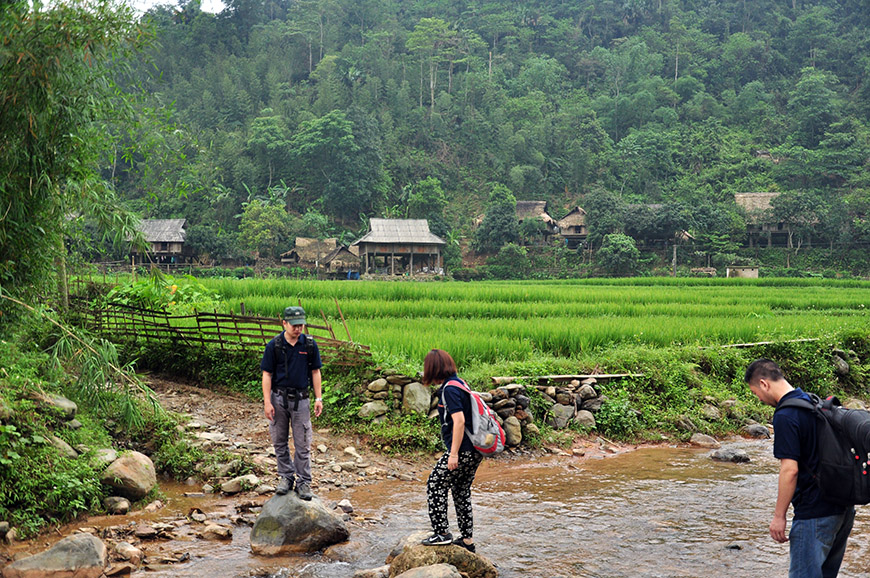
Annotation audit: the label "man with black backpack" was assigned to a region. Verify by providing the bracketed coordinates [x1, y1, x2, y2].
[261, 306, 323, 500]
[745, 358, 855, 577]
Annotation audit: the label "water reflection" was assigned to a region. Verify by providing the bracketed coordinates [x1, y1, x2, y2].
[132, 439, 869, 577]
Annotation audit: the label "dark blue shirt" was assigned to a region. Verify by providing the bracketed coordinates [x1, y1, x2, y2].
[260, 332, 322, 390]
[436, 376, 475, 453]
[773, 388, 847, 520]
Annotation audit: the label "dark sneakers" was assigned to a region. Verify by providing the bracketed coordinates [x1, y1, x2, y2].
[275, 477, 294, 495]
[452, 537, 476, 553]
[421, 532, 453, 546]
[295, 481, 313, 501]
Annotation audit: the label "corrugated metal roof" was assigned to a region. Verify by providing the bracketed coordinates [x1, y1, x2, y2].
[353, 219, 445, 245]
[137, 219, 186, 243]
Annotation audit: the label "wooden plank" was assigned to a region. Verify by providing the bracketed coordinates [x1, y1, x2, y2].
[491, 373, 644, 385]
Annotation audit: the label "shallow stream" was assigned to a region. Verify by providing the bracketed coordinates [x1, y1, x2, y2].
[120, 439, 868, 577]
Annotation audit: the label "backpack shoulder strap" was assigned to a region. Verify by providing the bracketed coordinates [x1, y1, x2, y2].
[443, 377, 472, 394]
[775, 393, 822, 413]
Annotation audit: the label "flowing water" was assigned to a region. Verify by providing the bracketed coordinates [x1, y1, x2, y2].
[119, 439, 869, 578]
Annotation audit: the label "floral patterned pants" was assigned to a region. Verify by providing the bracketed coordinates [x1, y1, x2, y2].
[426, 450, 483, 538]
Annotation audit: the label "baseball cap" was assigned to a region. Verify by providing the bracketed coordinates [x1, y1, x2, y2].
[282, 306, 306, 325]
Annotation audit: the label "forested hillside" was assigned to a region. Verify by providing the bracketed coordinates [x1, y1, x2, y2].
[118, 0, 870, 264]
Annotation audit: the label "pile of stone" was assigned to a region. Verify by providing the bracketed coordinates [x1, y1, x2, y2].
[358, 372, 608, 447]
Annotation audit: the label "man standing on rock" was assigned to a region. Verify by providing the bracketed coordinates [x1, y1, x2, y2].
[745, 358, 855, 577]
[261, 306, 323, 500]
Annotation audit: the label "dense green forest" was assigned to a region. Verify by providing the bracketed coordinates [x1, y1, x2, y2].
[110, 0, 869, 264]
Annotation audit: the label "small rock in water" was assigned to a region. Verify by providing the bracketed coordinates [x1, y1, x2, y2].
[725, 544, 743, 550]
[690, 433, 721, 449]
[337, 499, 354, 513]
[710, 448, 750, 463]
[742, 424, 771, 439]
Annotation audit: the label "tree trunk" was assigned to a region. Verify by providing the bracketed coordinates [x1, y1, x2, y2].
[57, 236, 69, 313]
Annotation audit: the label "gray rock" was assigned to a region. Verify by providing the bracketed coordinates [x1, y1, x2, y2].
[573, 410, 596, 429]
[834, 355, 850, 376]
[250, 493, 349, 555]
[700, 404, 722, 421]
[200, 523, 233, 540]
[503, 416, 522, 447]
[221, 474, 260, 494]
[581, 397, 604, 412]
[477, 392, 493, 403]
[359, 401, 389, 419]
[2, 533, 106, 578]
[388, 541, 497, 578]
[742, 424, 771, 439]
[555, 392, 574, 405]
[711, 448, 751, 463]
[46, 394, 78, 420]
[675, 416, 697, 432]
[368, 378, 390, 392]
[354, 565, 391, 578]
[403, 382, 432, 415]
[394, 564, 463, 578]
[386, 375, 413, 385]
[373, 392, 390, 400]
[577, 384, 597, 400]
[337, 499, 354, 513]
[549, 403, 576, 429]
[113, 541, 143, 565]
[100, 451, 157, 501]
[690, 433, 721, 449]
[104, 496, 131, 515]
[93, 448, 118, 467]
[523, 423, 540, 436]
[514, 394, 530, 409]
[495, 407, 515, 419]
[49, 435, 79, 459]
[0, 521, 8, 537]
[65, 418, 83, 430]
[489, 388, 508, 402]
[493, 398, 515, 411]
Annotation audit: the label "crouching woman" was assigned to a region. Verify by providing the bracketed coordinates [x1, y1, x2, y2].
[420, 348, 483, 553]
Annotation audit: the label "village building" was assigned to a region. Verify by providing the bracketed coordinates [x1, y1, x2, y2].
[281, 237, 339, 269]
[132, 219, 187, 264]
[322, 245, 361, 279]
[352, 219, 446, 276]
[734, 192, 786, 247]
[515, 200, 559, 244]
[726, 265, 760, 278]
[556, 206, 588, 249]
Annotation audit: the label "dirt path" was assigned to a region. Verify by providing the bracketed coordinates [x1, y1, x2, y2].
[147, 375, 434, 490]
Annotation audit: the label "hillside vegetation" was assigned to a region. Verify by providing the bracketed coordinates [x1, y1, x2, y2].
[108, 0, 870, 264]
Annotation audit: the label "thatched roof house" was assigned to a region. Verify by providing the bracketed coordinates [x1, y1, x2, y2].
[281, 238, 339, 266]
[353, 219, 445, 275]
[734, 192, 780, 225]
[734, 192, 784, 247]
[516, 201, 557, 226]
[556, 206, 587, 248]
[323, 245, 360, 274]
[133, 219, 186, 260]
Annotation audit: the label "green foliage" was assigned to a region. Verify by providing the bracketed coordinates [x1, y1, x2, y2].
[0, 0, 150, 300]
[238, 200, 292, 259]
[472, 184, 520, 253]
[596, 233, 640, 277]
[594, 390, 643, 440]
[104, 270, 221, 314]
[360, 413, 441, 454]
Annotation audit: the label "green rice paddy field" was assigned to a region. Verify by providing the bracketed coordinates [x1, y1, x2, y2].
[198, 277, 870, 370]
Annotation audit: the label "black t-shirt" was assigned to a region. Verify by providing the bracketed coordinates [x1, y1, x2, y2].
[436, 376, 475, 453]
[260, 332, 322, 390]
[773, 388, 847, 519]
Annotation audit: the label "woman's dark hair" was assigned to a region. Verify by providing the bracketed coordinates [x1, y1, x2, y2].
[422, 349, 457, 386]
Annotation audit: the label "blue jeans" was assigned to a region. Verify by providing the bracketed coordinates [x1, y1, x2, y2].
[789, 508, 855, 578]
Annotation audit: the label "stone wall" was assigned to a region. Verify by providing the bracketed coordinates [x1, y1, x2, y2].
[357, 371, 607, 447]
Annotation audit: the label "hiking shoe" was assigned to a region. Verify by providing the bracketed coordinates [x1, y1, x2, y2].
[421, 532, 453, 546]
[452, 537, 476, 553]
[295, 481, 313, 501]
[275, 477, 294, 496]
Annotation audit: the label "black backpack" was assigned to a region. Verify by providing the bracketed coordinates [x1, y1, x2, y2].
[272, 332, 317, 389]
[776, 393, 870, 506]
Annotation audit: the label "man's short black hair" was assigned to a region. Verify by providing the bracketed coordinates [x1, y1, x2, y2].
[745, 358, 785, 383]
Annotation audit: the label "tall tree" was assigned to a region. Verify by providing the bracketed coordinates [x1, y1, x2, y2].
[0, 0, 147, 306]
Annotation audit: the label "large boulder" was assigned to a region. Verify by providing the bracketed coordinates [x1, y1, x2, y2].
[250, 492, 349, 555]
[503, 416, 522, 447]
[3, 533, 107, 578]
[402, 383, 432, 415]
[100, 451, 157, 501]
[548, 404, 575, 429]
[359, 401, 389, 419]
[388, 542, 497, 578]
[395, 564, 463, 578]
